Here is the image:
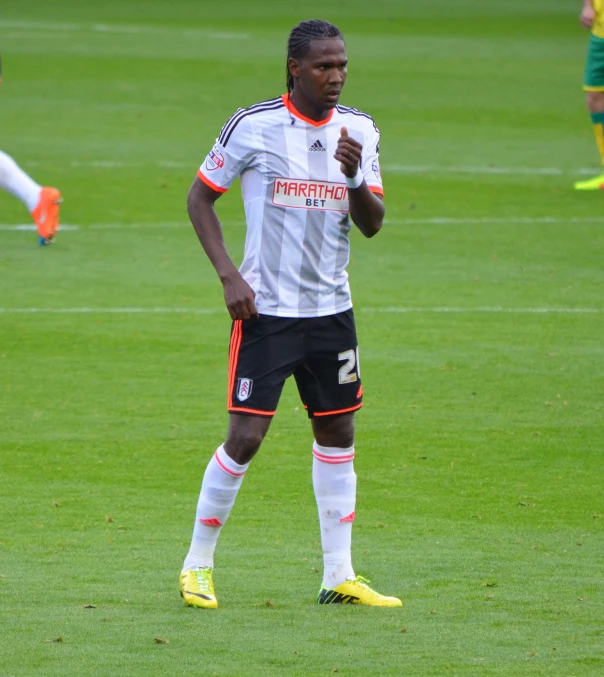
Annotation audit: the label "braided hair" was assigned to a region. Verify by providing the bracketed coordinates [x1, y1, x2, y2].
[286, 20, 344, 93]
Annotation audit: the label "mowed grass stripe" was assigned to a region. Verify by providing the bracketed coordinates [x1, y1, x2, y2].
[0, 19, 250, 40]
[5, 215, 604, 230]
[1, 306, 603, 314]
[14, 159, 604, 174]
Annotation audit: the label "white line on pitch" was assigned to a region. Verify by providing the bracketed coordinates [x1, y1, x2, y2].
[65, 160, 188, 168]
[0, 223, 190, 231]
[0, 222, 241, 231]
[385, 216, 604, 225]
[16, 160, 601, 176]
[2, 215, 603, 232]
[364, 307, 602, 314]
[0, 307, 601, 315]
[0, 307, 224, 315]
[382, 165, 598, 176]
[84, 222, 190, 230]
[3, 216, 603, 232]
[0, 224, 80, 231]
[23, 160, 193, 169]
[0, 19, 249, 40]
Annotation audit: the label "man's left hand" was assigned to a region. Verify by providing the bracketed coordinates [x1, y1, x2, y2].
[334, 126, 362, 178]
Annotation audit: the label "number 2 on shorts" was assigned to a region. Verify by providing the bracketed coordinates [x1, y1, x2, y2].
[338, 347, 361, 384]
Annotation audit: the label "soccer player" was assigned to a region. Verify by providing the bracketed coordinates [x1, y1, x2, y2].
[0, 55, 62, 244]
[575, 0, 604, 189]
[181, 19, 402, 609]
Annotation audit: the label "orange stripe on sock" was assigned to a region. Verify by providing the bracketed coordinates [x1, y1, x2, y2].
[312, 449, 355, 464]
[214, 451, 247, 477]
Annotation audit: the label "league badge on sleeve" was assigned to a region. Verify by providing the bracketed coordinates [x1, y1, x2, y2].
[205, 144, 225, 171]
[372, 160, 382, 181]
[236, 378, 253, 401]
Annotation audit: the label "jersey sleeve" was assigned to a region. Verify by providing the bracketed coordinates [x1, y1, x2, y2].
[360, 125, 384, 197]
[197, 113, 256, 193]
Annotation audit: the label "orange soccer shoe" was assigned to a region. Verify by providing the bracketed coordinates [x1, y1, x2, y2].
[31, 187, 63, 245]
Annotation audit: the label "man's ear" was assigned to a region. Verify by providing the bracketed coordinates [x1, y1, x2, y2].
[288, 57, 300, 80]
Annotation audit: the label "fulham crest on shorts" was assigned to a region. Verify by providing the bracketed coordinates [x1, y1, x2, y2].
[237, 378, 253, 401]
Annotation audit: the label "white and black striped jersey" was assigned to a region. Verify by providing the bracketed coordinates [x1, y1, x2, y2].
[197, 93, 384, 318]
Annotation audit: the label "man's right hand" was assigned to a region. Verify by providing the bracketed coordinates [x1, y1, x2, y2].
[222, 271, 259, 320]
[581, 4, 595, 29]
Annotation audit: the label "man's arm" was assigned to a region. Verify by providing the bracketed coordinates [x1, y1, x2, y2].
[334, 126, 385, 238]
[581, 0, 595, 29]
[187, 177, 258, 320]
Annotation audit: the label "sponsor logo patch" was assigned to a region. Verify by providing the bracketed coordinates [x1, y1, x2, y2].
[237, 378, 253, 401]
[205, 144, 225, 171]
[272, 178, 349, 212]
[309, 139, 326, 152]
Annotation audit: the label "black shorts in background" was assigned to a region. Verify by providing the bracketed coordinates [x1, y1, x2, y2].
[227, 309, 363, 418]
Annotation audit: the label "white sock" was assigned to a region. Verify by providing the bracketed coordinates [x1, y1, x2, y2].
[0, 150, 41, 212]
[183, 444, 249, 570]
[312, 441, 357, 588]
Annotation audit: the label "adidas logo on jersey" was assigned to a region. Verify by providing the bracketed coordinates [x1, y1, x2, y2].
[309, 140, 326, 152]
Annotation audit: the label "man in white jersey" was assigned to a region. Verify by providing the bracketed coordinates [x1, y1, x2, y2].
[180, 19, 401, 608]
[0, 56, 62, 245]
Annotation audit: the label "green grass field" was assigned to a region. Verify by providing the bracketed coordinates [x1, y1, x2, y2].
[1, 1, 603, 675]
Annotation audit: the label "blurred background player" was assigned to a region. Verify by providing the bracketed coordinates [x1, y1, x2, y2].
[0, 55, 62, 244]
[575, 0, 604, 189]
[180, 19, 402, 609]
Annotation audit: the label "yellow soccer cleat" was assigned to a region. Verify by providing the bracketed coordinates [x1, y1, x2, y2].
[318, 575, 402, 607]
[180, 567, 218, 609]
[574, 173, 604, 190]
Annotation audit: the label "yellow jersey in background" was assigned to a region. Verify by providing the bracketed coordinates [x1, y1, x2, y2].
[593, 0, 604, 37]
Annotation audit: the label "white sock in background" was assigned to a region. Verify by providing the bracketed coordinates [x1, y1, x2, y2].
[312, 441, 357, 588]
[0, 150, 41, 211]
[183, 444, 249, 570]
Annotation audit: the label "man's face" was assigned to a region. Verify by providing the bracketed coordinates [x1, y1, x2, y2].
[289, 38, 348, 110]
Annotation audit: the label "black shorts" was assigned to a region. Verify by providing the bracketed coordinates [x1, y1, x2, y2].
[227, 309, 363, 418]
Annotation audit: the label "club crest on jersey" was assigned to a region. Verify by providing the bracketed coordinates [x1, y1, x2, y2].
[272, 178, 349, 212]
[205, 144, 225, 171]
[236, 378, 253, 401]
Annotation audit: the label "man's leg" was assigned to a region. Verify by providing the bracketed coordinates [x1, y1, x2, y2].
[575, 91, 604, 189]
[181, 414, 271, 608]
[588, 91, 604, 162]
[576, 32, 604, 189]
[311, 413, 402, 606]
[312, 413, 356, 588]
[0, 150, 62, 244]
[0, 150, 41, 210]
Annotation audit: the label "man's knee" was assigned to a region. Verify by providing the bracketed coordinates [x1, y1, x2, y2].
[224, 414, 271, 464]
[312, 413, 355, 448]
[587, 91, 604, 113]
